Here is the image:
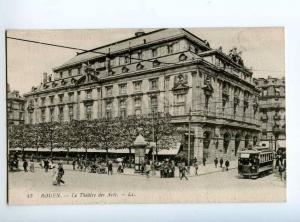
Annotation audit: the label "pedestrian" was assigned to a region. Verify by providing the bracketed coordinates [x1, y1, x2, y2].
[107, 160, 113, 175]
[214, 157, 218, 168]
[225, 160, 230, 171]
[194, 161, 199, 175]
[23, 159, 28, 172]
[44, 159, 49, 173]
[141, 160, 145, 174]
[145, 161, 151, 178]
[117, 161, 123, 173]
[278, 161, 285, 181]
[193, 157, 197, 165]
[52, 165, 58, 185]
[180, 164, 189, 180]
[203, 157, 206, 166]
[220, 158, 224, 168]
[72, 159, 76, 170]
[29, 159, 34, 172]
[57, 163, 65, 185]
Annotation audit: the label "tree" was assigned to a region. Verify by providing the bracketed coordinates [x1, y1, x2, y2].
[94, 118, 119, 160]
[38, 122, 61, 158]
[141, 113, 179, 160]
[118, 116, 141, 167]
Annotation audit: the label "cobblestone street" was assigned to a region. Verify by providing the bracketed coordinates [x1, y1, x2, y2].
[8, 162, 286, 204]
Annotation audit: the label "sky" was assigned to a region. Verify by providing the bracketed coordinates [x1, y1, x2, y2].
[7, 27, 285, 94]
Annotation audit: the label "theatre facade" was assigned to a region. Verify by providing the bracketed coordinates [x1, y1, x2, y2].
[23, 28, 261, 162]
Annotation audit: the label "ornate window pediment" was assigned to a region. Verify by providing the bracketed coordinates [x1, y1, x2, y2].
[173, 74, 188, 90]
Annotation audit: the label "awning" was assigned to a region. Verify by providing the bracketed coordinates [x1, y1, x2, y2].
[157, 142, 181, 155]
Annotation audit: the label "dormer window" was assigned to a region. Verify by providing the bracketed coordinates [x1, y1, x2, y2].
[179, 53, 187, 62]
[122, 66, 129, 73]
[61, 79, 67, 85]
[136, 63, 144, 70]
[152, 59, 160, 68]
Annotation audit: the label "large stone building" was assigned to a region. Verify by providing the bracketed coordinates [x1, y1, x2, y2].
[7, 84, 25, 125]
[24, 28, 261, 162]
[254, 76, 286, 150]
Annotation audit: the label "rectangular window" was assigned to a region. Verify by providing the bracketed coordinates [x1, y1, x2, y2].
[49, 96, 54, 104]
[119, 84, 127, 95]
[152, 48, 158, 57]
[119, 57, 125, 65]
[41, 108, 46, 123]
[150, 78, 158, 90]
[68, 69, 72, 77]
[68, 92, 74, 102]
[175, 94, 186, 115]
[134, 97, 142, 115]
[106, 101, 113, 119]
[150, 96, 158, 114]
[41, 97, 46, 106]
[134, 81, 142, 92]
[125, 56, 131, 64]
[58, 94, 64, 103]
[119, 99, 127, 117]
[59, 72, 63, 79]
[167, 45, 173, 54]
[165, 77, 170, 90]
[106, 86, 113, 97]
[86, 90, 92, 99]
[137, 51, 142, 59]
[50, 108, 54, 122]
[86, 105, 92, 120]
[69, 105, 73, 121]
[58, 106, 64, 122]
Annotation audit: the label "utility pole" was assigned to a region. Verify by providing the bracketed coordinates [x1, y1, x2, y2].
[152, 110, 156, 175]
[188, 107, 192, 167]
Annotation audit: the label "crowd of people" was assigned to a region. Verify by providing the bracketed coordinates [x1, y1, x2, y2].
[9, 152, 237, 184]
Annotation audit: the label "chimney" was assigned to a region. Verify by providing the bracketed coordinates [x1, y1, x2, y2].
[43, 72, 48, 83]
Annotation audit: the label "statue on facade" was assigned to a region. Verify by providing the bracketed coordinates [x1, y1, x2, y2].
[228, 47, 244, 66]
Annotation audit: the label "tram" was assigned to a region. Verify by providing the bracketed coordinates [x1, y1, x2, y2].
[238, 147, 273, 179]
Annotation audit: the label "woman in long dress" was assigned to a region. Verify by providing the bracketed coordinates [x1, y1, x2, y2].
[52, 165, 58, 185]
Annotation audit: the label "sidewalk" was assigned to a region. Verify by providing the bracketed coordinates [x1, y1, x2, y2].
[61, 161, 238, 178]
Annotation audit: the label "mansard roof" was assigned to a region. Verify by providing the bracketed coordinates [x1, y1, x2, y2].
[53, 28, 211, 71]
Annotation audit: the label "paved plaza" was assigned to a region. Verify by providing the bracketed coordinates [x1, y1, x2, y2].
[8, 162, 286, 204]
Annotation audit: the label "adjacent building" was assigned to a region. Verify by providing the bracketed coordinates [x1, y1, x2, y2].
[23, 28, 261, 162]
[254, 76, 286, 150]
[7, 84, 25, 125]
